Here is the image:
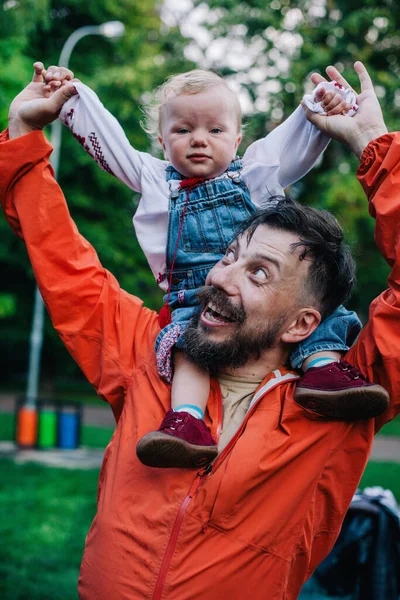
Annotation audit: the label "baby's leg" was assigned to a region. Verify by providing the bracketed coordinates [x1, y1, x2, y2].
[171, 350, 210, 419]
[292, 306, 389, 420]
[136, 348, 218, 469]
[301, 350, 341, 371]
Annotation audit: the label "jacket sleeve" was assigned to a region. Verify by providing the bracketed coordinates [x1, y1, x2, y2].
[59, 82, 165, 193]
[0, 129, 160, 421]
[345, 132, 400, 431]
[242, 106, 330, 205]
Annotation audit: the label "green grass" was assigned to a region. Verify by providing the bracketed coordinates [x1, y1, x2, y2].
[0, 459, 98, 600]
[378, 417, 400, 437]
[81, 424, 114, 447]
[360, 460, 400, 500]
[0, 412, 114, 448]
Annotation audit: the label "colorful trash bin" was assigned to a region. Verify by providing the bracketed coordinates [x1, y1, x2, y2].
[57, 404, 81, 449]
[37, 402, 57, 449]
[16, 404, 38, 448]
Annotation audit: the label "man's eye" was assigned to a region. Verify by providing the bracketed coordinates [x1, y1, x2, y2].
[210, 128, 222, 134]
[223, 248, 235, 261]
[252, 268, 268, 281]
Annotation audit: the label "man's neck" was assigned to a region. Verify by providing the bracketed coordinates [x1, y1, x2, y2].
[218, 345, 291, 381]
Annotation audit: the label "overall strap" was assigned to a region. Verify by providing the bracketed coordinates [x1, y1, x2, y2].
[158, 177, 205, 328]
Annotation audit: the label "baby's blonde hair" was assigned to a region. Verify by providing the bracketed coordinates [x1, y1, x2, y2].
[142, 69, 242, 139]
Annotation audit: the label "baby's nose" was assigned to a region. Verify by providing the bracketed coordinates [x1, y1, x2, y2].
[191, 130, 208, 145]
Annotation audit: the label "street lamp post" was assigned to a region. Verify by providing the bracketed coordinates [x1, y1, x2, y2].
[25, 21, 125, 408]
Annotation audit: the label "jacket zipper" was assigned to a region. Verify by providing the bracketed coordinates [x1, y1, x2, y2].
[152, 463, 213, 600]
[152, 384, 223, 600]
[151, 373, 297, 598]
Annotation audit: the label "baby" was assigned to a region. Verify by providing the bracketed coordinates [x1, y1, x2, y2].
[42, 65, 389, 469]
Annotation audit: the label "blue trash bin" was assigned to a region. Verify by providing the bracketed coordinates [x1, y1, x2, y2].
[57, 405, 81, 449]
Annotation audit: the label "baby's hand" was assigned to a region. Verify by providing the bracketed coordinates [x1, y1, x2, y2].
[303, 80, 358, 118]
[41, 64, 76, 98]
[315, 86, 351, 116]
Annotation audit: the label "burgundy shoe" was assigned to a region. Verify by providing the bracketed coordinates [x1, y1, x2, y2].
[136, 409, 218, 469]
[294, 360, 390, 421]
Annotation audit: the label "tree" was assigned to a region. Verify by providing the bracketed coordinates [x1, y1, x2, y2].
[175, 0, 398, 320]
[0, 0, 192, 388]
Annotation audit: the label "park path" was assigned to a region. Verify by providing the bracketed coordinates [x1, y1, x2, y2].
[0, 393, 399, 468]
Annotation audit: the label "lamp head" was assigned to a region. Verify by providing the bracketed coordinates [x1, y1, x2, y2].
[99, 21, 125, 39]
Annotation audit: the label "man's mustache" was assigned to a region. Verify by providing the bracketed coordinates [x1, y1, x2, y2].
[196, 286, 246, 324]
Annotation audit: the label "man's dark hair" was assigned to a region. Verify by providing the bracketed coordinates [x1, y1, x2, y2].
[236, 196, 356, 319]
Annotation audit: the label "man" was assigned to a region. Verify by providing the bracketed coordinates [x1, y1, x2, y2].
[1, 61, 399, 599]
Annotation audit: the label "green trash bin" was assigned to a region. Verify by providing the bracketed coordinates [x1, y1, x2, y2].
[38, 403, 57, 449]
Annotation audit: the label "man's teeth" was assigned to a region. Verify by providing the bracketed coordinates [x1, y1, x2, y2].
[205, 303, 233, 322]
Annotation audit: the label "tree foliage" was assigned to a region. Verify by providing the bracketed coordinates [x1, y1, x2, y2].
[185, 0, 398, 322]
[0, 0, 192, 386]
[0, 0, 397, 389]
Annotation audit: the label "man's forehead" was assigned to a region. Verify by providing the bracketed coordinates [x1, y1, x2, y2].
[237, 225, 302, 257]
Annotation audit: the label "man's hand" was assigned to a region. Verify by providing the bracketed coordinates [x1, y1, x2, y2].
[8, 62, 77, 139]
[302, 62, 388, 159]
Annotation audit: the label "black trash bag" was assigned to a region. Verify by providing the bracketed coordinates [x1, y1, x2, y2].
[299, 487, 400, 600]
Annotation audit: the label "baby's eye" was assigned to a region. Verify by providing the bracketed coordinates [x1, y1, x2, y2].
[210, 128, 222, 134]
[177, 128, 189, 134]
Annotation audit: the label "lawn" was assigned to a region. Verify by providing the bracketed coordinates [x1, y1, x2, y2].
[0, 459, 98, 600]
[378, 416, 400, 436]
[0, 456, 399, 600]
[0, 404, 398, 599]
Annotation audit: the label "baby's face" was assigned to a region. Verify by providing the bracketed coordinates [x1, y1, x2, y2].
[158, 86, 242, 179]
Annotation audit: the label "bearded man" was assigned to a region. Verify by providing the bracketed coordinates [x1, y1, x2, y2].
[1, 61, 399, 599]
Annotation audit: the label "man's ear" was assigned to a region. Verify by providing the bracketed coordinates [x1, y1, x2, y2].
[158, 135, 168, 159]
[280, 308, 321, 345]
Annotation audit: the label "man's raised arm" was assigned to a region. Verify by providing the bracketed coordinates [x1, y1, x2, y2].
[1, 65, 160, 419]
[304, 62, 400, 429]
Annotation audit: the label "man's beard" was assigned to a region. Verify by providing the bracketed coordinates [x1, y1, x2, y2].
[181, 286, 285, 375]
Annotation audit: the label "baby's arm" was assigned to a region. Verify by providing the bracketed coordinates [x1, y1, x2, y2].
[43, 66, 163, 194]
[243, 82, 357, 199]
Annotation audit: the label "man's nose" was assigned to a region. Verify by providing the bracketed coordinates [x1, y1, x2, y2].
[208, 263, 239, 296]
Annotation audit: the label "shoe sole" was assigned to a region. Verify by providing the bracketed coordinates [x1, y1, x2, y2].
[136, 431, 218, 469]
[294, 384, 390, 420]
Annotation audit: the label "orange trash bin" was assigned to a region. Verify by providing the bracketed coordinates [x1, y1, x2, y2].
[16, 405, 38, 448]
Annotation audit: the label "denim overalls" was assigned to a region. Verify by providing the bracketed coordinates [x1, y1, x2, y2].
[155, 160, 361, 381]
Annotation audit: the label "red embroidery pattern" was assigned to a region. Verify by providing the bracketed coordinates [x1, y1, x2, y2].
[72, 133, 91, 154]
[88, 132, 114, 175]
[157, 272, 167, 284]
[66, 108, 74, 120]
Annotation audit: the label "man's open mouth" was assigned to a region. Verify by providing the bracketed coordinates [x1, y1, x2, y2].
[202, 301, 236, 324]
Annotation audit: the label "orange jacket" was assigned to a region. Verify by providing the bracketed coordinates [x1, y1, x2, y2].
[1, 129, 399, 600]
